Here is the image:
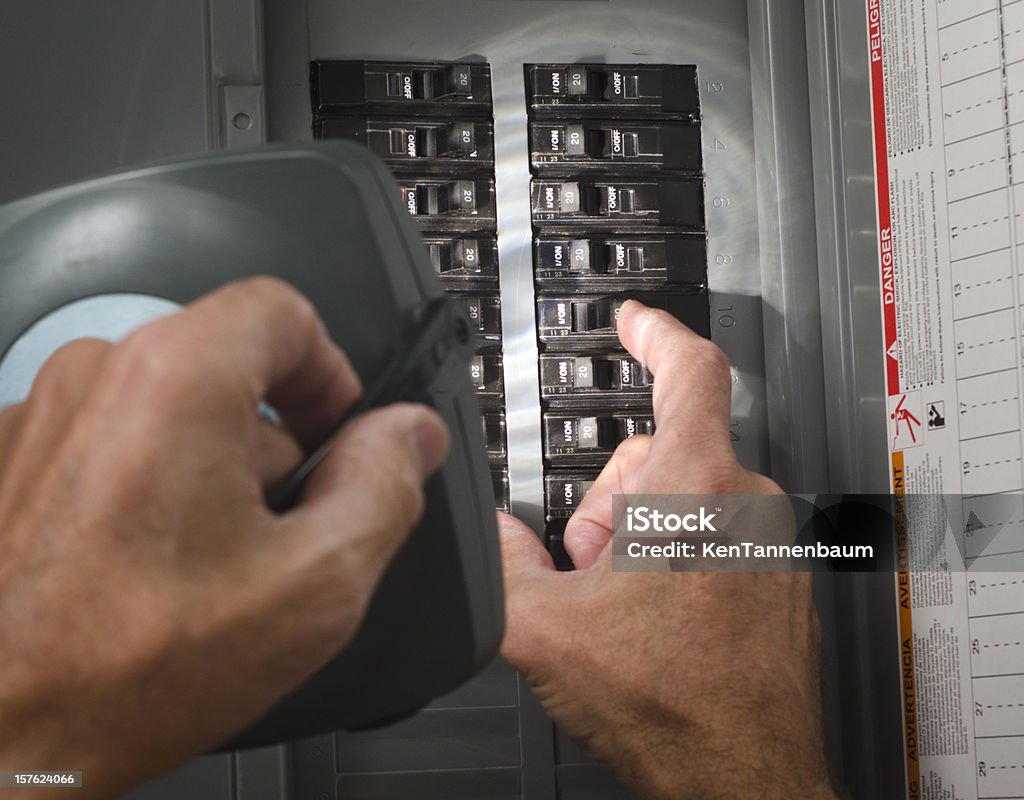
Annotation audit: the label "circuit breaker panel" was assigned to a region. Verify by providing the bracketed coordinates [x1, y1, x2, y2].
[311, 59, 710, 562]
[298, 57, 711, 800]
[525, 64, 709, 564]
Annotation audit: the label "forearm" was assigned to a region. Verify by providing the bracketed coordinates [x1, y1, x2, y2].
[617, 725, 838, 800]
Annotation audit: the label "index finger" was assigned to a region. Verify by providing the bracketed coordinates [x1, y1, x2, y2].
[616, 299, 733, 455]
[115, 277, 361, 450]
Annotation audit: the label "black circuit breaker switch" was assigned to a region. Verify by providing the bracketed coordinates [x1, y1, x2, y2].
[529, 121, 701, 173]
[526, 64, 699, 118]
[540, 354, 652, 400]
[311, 61, 492, 113]
[481, 411, 508, 464]
[425, 236, 499, 287]
[547, 535, 575, 571]
[458, 294, 503, 344]
[396, 178, 497, 228]
[530, 179, 704, 230]
[545, 472, 600, 521]
[492, 469, 511, 513]
[470, 353, 505, 402]
[315, 118, 494, 167]
[537, 292, 710, 347]
[534, 234, 707, 288]
[543, 412, 654, 464]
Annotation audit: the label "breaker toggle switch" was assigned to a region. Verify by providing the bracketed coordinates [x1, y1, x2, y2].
[415, 122, 477, 156]
[543, 412, 655, 463]
[458, 294, 503, 343]
[531, 178, 703, 228]
[311, 60, 492, 112]
[529, 120, 700, 173]
[537, 292, 710, 345]
[423, 236, 499, 287]
[534, 234, 707, 288]
[396, 178, 496, 226]
[469, 354, 505, 401]
[544, 473, 600, 520]
[540, 354, 652, 399]
[526, 63, 698, 117]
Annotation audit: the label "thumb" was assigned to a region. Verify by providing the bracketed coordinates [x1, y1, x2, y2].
[497, 513, 561, 671]
[498, 512, 554, 574]
[277, 403, 449, 605]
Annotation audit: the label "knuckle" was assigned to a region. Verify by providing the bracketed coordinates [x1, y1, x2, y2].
[32, 338, 112, 393]
[0, 401, 24, 425]
[384, 455, 428, 525]
[742, 470, 785, 496]
[116, 325, 183, 383]
[233, 276, 317, 325]
[697, 460, 746, 494]
[110, 324, 204, 410]
[612, 433, 653, 469]
[688, 336, 731, 375]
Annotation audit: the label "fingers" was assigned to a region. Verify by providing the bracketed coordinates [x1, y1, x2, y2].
[115, 278, 362, 451]
[563, 434, 653, 570]
[275, 403, 449, 605]
[616, 300, 734, 460]
[0, 339, 113, 500]
[498, 512, 554, 573]
[497, 512, 560, 671]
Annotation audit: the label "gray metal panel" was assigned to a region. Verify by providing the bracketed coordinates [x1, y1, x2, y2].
[805, 1, 890, 494]
[744, 1, 848, 790]
[0, 0, 268, 207]
[804, 0, 906, 797]
[120, 757, 231, 800]
[234, 747, 290, 800]
[0, 0, 212, 204]
[746, 0, 829, 494]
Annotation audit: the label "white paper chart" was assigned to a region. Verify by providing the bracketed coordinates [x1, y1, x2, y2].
[870, 0, 1024, 797]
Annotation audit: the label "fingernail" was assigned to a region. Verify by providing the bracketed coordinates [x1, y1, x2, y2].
[409, 408, 450, 478]
[623, 301, 654, 362]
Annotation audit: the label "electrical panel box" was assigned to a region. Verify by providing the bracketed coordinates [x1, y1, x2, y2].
[0, 0, 907, 798]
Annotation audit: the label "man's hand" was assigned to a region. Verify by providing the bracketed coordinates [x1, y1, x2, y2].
[0, 278, 448, 798]
[500, 301, 836, 799]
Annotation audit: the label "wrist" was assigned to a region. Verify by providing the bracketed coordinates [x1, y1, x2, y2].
[611, 709, 836, 800]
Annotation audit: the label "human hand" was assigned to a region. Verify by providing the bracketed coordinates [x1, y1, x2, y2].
[499, 301, 836, 799]
[0, 278, 448, 798]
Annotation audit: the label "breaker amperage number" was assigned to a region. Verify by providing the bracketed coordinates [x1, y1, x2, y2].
[458, 294, 502, 345]
[543, 412, 654, 464]
[311, 61, 492, 113]
[536, 292, 710, 347]
[529, 120, 701, 173]
[530, 179, 704, 230]
[526, 64, 698, 118]
[425, 235, 499, 288]
[533, 234, 706, 288]
[481, 410, 508, 464]
[544, 472, 600, 520]
[397, 178, 496, 228]
[539, 354, 652, 400]
[315, 117, 494, 168]
[470, 353, 505, 403]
